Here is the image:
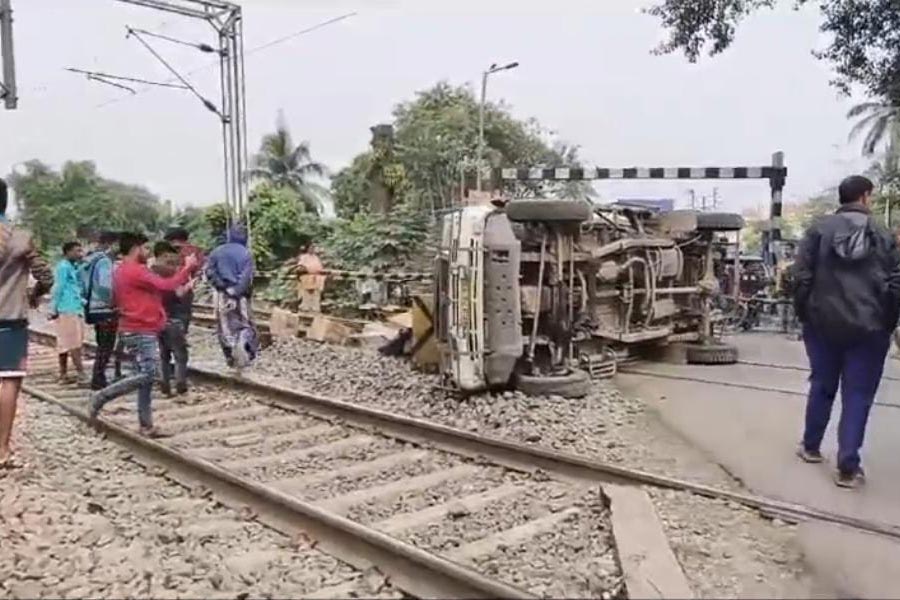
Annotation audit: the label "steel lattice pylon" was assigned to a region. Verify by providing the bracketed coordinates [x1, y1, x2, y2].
[117, 0, 249, 225]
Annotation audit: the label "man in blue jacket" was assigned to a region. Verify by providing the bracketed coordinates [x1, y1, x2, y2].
[793, 175, 900, 488]
[82, 231, 120, 390]
[206, 224, 258, 369]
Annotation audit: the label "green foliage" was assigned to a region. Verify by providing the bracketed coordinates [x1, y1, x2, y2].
[648, 0, 900, 103]
[247, 183, 329, 272]
[331, 153, 375, 219]
[323, 204, 429, 272]
[848, 102, 900, 156]
[9, 160, 167, 253]
[331, 82, 592, 218]
[249, 111, 330, 215]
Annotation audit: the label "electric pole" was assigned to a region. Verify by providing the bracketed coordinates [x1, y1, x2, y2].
[101, 0, 249, 224]
[0, 0, 17, 109]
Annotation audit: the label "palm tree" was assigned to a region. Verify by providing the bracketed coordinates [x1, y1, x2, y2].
[847, 102, 900, 156]
[249, 111, 329, 214]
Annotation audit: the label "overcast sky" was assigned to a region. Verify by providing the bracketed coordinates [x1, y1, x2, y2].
[1, 0, 873, 216]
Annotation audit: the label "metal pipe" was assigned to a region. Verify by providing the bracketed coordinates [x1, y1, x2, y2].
[568, 235, 575, 360]
[733, 229, 741, 300]
[526, 231, 548, 367]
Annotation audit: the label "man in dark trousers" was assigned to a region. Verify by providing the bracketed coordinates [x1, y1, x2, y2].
[793, 175, 900, 488]
[81, 231, 120, 390]
[89, 233, 196, 437]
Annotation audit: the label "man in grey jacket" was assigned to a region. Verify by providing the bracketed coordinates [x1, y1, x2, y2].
[793, 175, 900, 488]
[0, 178, 53, 467]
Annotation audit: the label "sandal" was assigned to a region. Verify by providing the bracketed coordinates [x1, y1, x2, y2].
[0, 456, 24, 470]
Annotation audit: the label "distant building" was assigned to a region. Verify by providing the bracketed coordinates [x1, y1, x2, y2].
[613, 198, 675, 213]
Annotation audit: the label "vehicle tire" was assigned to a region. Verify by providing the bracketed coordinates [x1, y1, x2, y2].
[685, 342, 739, 365]
[695, 212, 745, 232]
[505, 199, 592, 224]
[515, 368, 591, 398]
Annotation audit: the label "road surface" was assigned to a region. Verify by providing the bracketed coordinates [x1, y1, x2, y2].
[618, 332, 900, 598]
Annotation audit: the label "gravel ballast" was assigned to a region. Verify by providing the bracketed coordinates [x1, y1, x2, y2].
[187, 329, 825, 598]
[0, 396, 401, 600]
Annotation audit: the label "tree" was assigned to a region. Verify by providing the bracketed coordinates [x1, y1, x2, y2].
[8, 160, 167, 253]
[647, 0, 900, 103]
[249, 111, 329, 215]
[848, 102, 900, 156]
[331, 82, 592, 218]
[247, 182, 327, 271]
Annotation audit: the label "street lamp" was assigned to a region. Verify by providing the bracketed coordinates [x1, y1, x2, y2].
[477, 61, 519, 190]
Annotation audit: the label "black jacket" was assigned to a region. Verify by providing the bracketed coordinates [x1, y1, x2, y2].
[151, 261, 193, 324]
[793, 203, 900, 342]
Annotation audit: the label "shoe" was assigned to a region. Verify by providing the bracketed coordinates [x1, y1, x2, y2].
[834, 467, 866, 489]
[796, 445, 824, 463]
[159, 384, 173, 398]
[176, 383, 189, 395]
[139, 426, 172, 439]
[87, 394, 101, 424]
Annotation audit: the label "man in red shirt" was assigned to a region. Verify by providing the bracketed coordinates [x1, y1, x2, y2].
[89, 232, 197, 437]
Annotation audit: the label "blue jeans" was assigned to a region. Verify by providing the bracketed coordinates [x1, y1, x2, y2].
[92, 333, 159, 428]
[802, 325, 890, 473]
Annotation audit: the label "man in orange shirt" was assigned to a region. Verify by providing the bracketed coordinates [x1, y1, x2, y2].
[296, 241, 325, 313]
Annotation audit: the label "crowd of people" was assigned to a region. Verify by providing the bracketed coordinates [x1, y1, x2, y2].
[0, 176, 265, 461]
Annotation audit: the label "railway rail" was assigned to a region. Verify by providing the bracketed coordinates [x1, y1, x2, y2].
[27, 326, 900, 549]
[190, 302, 373, 338]
[24, 331, 623, 599]
[620, 361, 900, 411]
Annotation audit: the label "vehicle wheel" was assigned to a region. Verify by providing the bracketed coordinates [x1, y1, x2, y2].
[695, 212, 745, 232]
[505, 199, 592, 224]
[685, 342, 739, 365]
[515, 369, 591, 398]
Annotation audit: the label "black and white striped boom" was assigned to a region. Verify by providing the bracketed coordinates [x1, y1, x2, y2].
[496, 166, 787, 182]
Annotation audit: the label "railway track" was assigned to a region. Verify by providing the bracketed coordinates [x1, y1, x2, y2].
[22, 331, 900, 595]
[6, 384, 405, 599]
[23, 334, 623, 599]
[620, 360, 900, 410]
[190, 303, 372, 338]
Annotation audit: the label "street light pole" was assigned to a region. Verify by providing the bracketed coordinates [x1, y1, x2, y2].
[0, 0, 17, 110]
[476, 61, 518, 190]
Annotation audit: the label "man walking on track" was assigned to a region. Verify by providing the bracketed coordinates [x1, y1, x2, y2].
[50, 241, 87, 384]
[206, 224, 258, 370]
[82, 231, 120, 390]
[89, 233, 197, 438]
[793, 175, 900, 488]
[0, 178, 53, 468]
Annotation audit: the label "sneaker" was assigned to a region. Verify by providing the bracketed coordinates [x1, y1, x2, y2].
[139, 426, 172, 439]
[796, 445, 824, 463]
[175, 383, 189, 396]
[87, 394, 101, 424]
[835, 467, 866, 489]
